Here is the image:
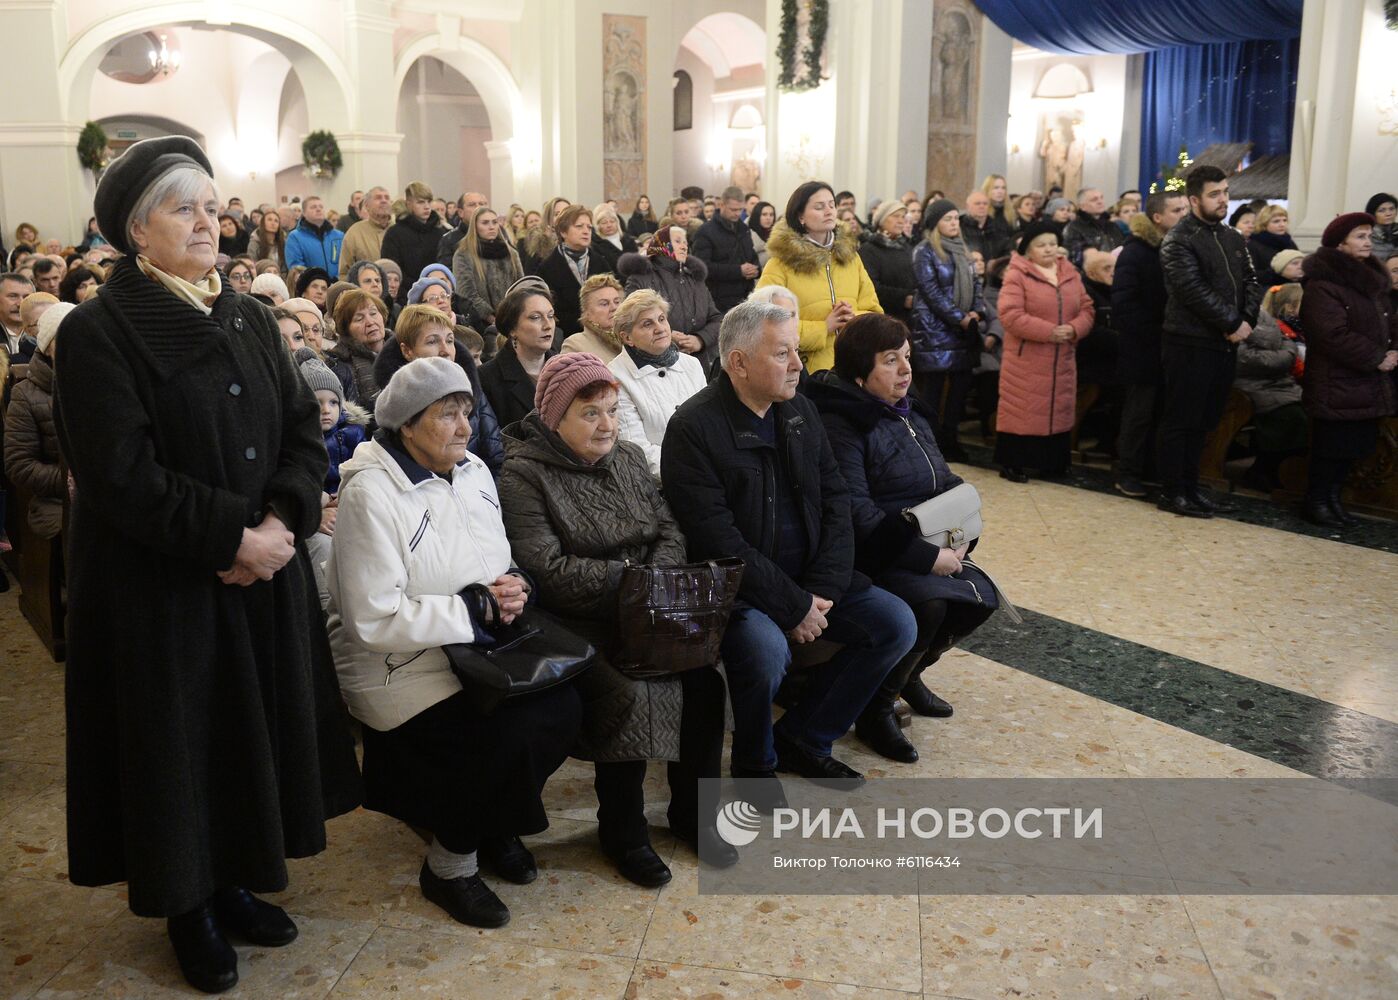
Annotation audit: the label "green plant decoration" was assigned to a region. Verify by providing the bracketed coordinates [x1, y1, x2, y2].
[302, 130, 342, 179]
[77, 121, 109, 174]
[1149, 144, 1193, 194]
[777, 0, 829, 92]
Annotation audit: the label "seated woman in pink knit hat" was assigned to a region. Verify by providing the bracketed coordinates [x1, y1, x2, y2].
[498, 352, 737, 887]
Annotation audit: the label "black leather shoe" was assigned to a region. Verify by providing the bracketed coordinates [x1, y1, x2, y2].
[210, 887, 297, 948]
[1303, 497, 1340, 526]
[1188, 488, 1235, 514]
[901, 678, 954, 718]
[1157, 494, 1212, 518]
[603, 841, 673, 887]
[687, 825, 740, 868]
[479, 835, 538, 885]
[730, 765, 789, 813]
[167, 903, 238, 994]
[855, 702, 919, 763]
[1328, 487, 1360, 527]
[418, 861, 510, 928]
[999, 467, 1029, 483]
[774, 733, 865, 788]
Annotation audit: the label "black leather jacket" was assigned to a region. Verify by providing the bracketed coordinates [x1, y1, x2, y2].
[1159, 213, 1262, 350]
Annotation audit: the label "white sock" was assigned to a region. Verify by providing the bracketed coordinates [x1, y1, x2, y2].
[426, 838, 478, 880]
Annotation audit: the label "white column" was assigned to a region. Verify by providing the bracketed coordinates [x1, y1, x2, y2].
[484, 140, 516, 209]
[342, 0, 402, 202]
[0, 0, 89, 244]
[1287, 0, 1364, 244]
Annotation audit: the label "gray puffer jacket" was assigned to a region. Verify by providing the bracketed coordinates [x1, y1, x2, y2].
[499, 411, 687, 762]
[2, 349, 64, 537]
[1234, 310, 1302, 414]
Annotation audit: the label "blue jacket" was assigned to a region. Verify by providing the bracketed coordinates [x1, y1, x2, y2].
[322, 403, 370, 495]
[909, 241, 986, 373]
[284, 218, 344, 272]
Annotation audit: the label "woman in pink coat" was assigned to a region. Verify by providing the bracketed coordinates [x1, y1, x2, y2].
[994, 223, 1095, 481]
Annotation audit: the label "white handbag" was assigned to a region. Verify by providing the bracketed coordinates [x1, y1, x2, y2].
[902, 482, 983, 548]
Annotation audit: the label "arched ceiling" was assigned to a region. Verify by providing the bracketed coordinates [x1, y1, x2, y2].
[679, 12, 765, 80]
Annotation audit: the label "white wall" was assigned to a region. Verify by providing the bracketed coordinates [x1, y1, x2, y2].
[1344, 0, 1398, 210]
[396, 58, 493, 203]
[672, 48, 720, 196]
[1005, 47, 1131, 200]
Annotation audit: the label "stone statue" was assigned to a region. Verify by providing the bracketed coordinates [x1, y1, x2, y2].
[937, 13, 973, 123]
[1040, 115, 1085, 196]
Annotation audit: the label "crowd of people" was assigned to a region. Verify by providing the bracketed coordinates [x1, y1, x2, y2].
[0, 132, 1394, 994]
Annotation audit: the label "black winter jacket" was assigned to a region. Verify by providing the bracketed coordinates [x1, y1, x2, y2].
[373, 338, 505, 474]
[960, 213, 1014, 263]
[858, 232, 916, 323]
[1246, 229, 1299, 289]
[592, 232, 638, 275]
[1160, 213, 1262, 351]
[1111, 218, 1168, 385]
[617, 252, 723, 368]
[1063, 213, 1127, 269]
[530, 245, 614, 342]
[660, 372, 867, 631]
[479, 340, 555, 429]
[691, 215, 759, 310]
[436, 221, 469, 268]
[381, 212, 449, 304]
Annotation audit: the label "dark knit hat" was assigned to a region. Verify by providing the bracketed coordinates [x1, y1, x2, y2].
[1364, 192, 1396, 217]
[295, 267, 331, 297]
[94, 136, 214, 255]
[922, 198, 959, 233]
[1016, 220, 1061, 256]
[534, 352, 616, 431]
[1321, 212, 1376, 249]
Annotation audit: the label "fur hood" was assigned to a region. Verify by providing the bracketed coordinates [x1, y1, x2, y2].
[616, 251, 709, 283]
[1302, 247, 1391, 297]
[340, 399, 372, 427]
[1129, 211, 1164, 248]
[764, 219, 861, 273]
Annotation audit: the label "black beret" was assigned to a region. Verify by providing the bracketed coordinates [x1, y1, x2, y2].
[1016, 221, 1061, 256]
[296, 267, 332, 297]
[94, 136, 214, 255]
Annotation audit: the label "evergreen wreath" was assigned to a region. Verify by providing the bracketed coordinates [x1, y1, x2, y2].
[77, 121, 109, 174]
[1386, 0, 1398, 31]
[301, 130, 342, 179]
[777, 0, 829, 92]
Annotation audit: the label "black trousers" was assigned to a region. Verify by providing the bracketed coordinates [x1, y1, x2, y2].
[873, 599, 995, 707]
[1307, 418, 1381, 500]
[593, 666, 727, 851]
[916, 371, 974, 450]
[1115, 384, 1159, 480]
[1157, 342, 1236, 495]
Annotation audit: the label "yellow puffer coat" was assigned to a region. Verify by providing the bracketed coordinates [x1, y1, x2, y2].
[756, 220, 882, 372]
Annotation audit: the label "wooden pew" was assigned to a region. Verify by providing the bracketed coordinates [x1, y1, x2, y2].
[1198, 388, 1253, 490]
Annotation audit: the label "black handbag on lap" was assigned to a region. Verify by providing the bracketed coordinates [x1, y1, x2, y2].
[442, 585, 596, 714]
[614, 558, 745, 680]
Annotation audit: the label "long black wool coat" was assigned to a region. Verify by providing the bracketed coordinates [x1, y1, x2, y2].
[52, 257, 362, 917]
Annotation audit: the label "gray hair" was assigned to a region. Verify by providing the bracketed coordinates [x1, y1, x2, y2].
[719, 299, 794, 370]
[127, 165, 219, 251]
[747, 284, 799, 312]
[720, 185, 745, 203]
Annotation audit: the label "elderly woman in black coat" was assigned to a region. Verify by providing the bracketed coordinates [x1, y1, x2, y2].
[617, 224, 723, 369]
[807, 315, 996, 763]
[51, 137, 360, 995]
[499, 353, 734, 886]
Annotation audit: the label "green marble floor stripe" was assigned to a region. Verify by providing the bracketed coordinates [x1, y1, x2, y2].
[952, 440, 1398, 555]
[959, 608, 1398, 802]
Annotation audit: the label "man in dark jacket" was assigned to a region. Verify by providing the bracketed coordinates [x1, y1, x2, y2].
[381, 182, 449, 305]
[435, 191, 488, 267]
[959, 190, 1012, 263]
[336, 190, 363, 233]
[660, 300, 917, 811]
[1156, 165, 1262, 517]
[691, 186, 759, 311]
[1110, 191, 1188, 497]
[1063, 187, 1127, 269]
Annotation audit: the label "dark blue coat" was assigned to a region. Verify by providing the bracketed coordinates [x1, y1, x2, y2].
[322, 408, 369, 495]
[807, 372, 999, 608]
[909, 241, 986, 373]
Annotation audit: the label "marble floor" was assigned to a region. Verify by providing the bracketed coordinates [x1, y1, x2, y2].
[2, 466, 1395, 999]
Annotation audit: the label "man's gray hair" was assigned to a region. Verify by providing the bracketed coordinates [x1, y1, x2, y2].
[720, 185, 745, 203]
[747, 284, 799, 311]
[719, 298, 793, 371]
[127, 165, 219, 250]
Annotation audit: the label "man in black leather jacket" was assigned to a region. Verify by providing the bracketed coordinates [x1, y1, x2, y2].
[1063, 187, 1127, 269]
[1156, 165, 1262, 517]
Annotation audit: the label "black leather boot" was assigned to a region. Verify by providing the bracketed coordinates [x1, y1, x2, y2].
[1328, 486, 1360, 527]
[167, 902, 238, 994]
[1303, 494, 1340, 526]
[210, 887, 297, 947]
[901, 676, 954, 718]
[855, 700, 919, 763]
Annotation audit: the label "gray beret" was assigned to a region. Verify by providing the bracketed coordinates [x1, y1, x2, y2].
[294, 347, 343, 408]
[375, 356, 473, 431]
[94, 136, 214, 255]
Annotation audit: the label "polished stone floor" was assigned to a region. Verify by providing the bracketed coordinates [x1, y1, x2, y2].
[2, 466, 1395, 999]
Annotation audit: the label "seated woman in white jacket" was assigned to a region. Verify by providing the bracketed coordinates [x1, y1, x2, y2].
[607, 289, 708, 477]
[326, 356, 582, 931]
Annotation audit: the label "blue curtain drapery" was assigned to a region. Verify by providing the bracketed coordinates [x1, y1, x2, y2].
[1138, 37, 1300, 193]
[973, 0, 1303, 55]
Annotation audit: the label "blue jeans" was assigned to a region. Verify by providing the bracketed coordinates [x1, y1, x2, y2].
[720, 585, 918, 771]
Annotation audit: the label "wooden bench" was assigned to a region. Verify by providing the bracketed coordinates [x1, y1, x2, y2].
[1198, 388, 1254, 490]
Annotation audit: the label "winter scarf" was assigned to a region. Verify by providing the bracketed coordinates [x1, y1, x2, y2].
[625, 341, 681, 370]
[938, 235, 975, 314]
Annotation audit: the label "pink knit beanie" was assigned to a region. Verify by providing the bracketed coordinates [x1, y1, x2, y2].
[534, 352, 617, 431]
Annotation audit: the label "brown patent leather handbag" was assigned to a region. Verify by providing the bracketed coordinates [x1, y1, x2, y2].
[614, 558, 745, 679]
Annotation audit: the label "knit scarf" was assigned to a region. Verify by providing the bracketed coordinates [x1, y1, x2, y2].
[136, 254, 222, 315]
[561, 244, 589, 283]
[626, 341, 681, 370]
[937, 235, 975, 314]
[477, 236, 510, 259]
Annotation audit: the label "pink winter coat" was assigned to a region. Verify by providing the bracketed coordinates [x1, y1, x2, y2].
[996, 255, 1095, 437]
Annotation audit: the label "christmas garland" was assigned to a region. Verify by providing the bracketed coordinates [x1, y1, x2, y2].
[77, 121, 109, 174]
[1386, 0, 1398, 31]
[777, 0, 829, 92]
[302, 130, 342, 179]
